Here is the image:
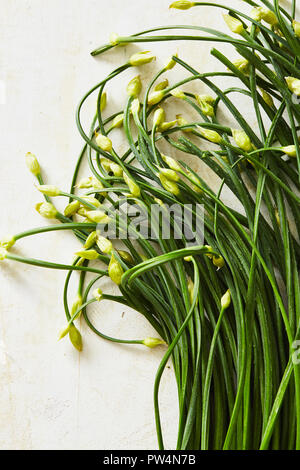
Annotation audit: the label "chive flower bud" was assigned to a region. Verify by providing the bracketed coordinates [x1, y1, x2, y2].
[71, 294, 83, 318]
[159, 174, 180, 196]
[96, 234, 113, 254]
[285, 77, 300, 96]
[100, 92, 107, 112]
[196, 95, 214, 117]
[36, 185, 61, 197]
[165, 53, 178, 70]
[63, 200, 80, 217]
[147, 90, 165, 106]
[260, 88, 274, 108]
[35, 202, 58, 219]
[232, 129, 252, 152]
[25, 152, 40, 176]
[110, 163, 123, 177]
[75, 249, 100, 260]
[85, 210, 111, 224]
[198, 127, 222, 144]
[232, 58, 250, 75]
[154, 79, 169, 91]
[170, 88, 186, 99]
[197, 94, 215, 104]
[255, 7, 278, 26]
[251, 8, 263, 22]
[84, 231, 98, 249]
[281, 145, 297, 157]
[76, 177, 93, 189]
[108, 253, 124, 285]
[187, 278, 194, 304]
[169, 1, 195, 10]
[118, 250, 134, 264]
[293, 20, 300, 38]
[187, 172, 202, 193]
[223, 14, 244, 34]
[58, 324, 71, 340]
[0, 247, 7, 260]
[127, 75, 142, 98]
[176, 114, 193, 132]
[129, 51, 156, 66]
[0, 235, 16, 249]
[123, 172, 141, 197]
[153, 107, 165, 127]
[93, 288, 103, 301]
[204, 245, 214, 259]
[69, 324, 83, 351]
[158, 120, 177, 132]
[159, 168, 180, 182]
[161, 154, 181, 172]
[213, 254, 225, 269]
[100, 157, 112, 172]
[81, 196, 101, 208]
[221, 289, 231, 310]
[131, 98, 140, 114]
[109, 32, 120, 46]
[111, 113, 124, 129]
[142, 337, 166, 348]
[95, 134, 113, 153]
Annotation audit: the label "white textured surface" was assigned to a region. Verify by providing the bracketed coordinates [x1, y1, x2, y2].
[0, 0, 262, 450]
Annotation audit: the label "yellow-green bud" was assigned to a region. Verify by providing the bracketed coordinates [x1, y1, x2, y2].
[204, 245, 214, 259]
[95, 134, 113, 153]
[232, 129, 252, 152]
[142, 337, 166, 348]
[197, 94, 215, 104]
[154, 79, 169, 91]
[176, 114, 193, 132]
[71, 294, 83, 318]
[25, 152, 40, 176]
[281, 145, 297, 157]
[158, 120, 177, 132]
[96, 234, 113, 254]
[127, 75, 142, 98]
[81, 196, 101, 209]
[0, 235, 16, 249]
[165, 53, 178, 70]
[161, 154, 181, 172]
[213, 255, 225, 269]
[75, 249, 100, 260]
[84, 231, 98, 249]
[69, 324, 83, 352]
[58, 324, 71, 340]
[110, 163, 123, 177]
[260, 88, 274, 107]
[153, 107, 165, 127]
[123, 172, 141, 197]
[129, 51, 156, 66]
[170, 88, 186, 99]
[232, 58, 250, 75]
[221, 289, 231, 310]
[159, 168, 180, 182]
[108, 253, 124, 285]
[111, 113, 124, 129]
[251, 8, 263, 22]
[76, 177, 93, 189]
[93, 288, 103, 301]
[286, 76, 300, 96]
[64, 200, 81, 217]
[35, 202, 58, 219]
[131, 98, 140, 114]
[85, 210, 111, 224]
[187, 172, 202, 193]
[187, 278, 194, 304]
[100, 92, 107, 112]
[256, 7, 278, 26]
[169, 1, 195, 10]
[36, 184, 61, 197]
[109, 32, 120, 46]
[100, 157, 112, 172]
[92, 178, 105, 192]
[198, 127, 222, 144]
[0, 247, 7, 260]
[223, 14, 244, 34]
[148, 90, 165, 106]
[196, 96, 214, 117]
[118, 250, 134, 264]
[159, 174, 180, 196]
[293, 20, 300, 38]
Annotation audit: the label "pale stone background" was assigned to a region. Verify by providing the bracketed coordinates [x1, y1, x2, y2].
[0, 0, 296, 450]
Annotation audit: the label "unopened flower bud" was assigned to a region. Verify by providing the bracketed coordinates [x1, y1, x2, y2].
[84, 231, 98, 249]
[110, 163, 123, 177]
[129, 51, 156, 66]
[143, 337, 166, 348]
[159, 168, 180, 182]
[158, 120, 177, 132]
[232, 58, 250, 75]
[165, 53, 178, 70]
[127, 75, 142, 98]
[109, 32, 120, 46]
[251, 8, 263, 22]
[221, 289, 231, 309]
[260, 88, 274, 107]
[58, 324, 71, 340]
[86, 210, 111, 224]
[154, 79, 169, 91]
[293, 20, 300, 38]
[187, 172, 202, 193]
[76, 177, 93, 189]
[281, 145, 297, 157]
[148, 90, 165, 106]
[100, 92, 107, 112]
[232, 129, 252, 152]
[95, 134, 113, 153]
[108, 253, 124, 285]
[25, 152, 40, 176]
[111, 113, 124, 129]
[176, 114, 193, 132]
[0, 248, 7, 260]
[64, 200, 80, 217]
[159, 174, 180, 196]
[213, 254, 225, 269]
[187, 278, 194, 304]
[96, 234, 113, 254]
[198, 94, 215, 104]
[123, 172, 141, 197]
[256, 7, 278, 26]
[100, 157, 112, 172]
[81, 196, 101, 209]
[0, 235, 16, 249]
[198, 127, 222, 144]
[71, 294, 83, 319]
[153, 107, 165, 127]
[69, 324, 83, 351]
[161, 154, 181, 171]
[118, 250, 134, 264]
[223, 14, 244, 34]
[286, 76, 300, 96]
[196, 96, 214, 117]
[170, 88, 185, 99]
[75, 249, 100, 260]
[36, 185, 61, 197]
[131, 98, 140, 114]
[35, 202, 58, 219]
[169, 1, 195, 10]
[93, 288, 103, 301]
